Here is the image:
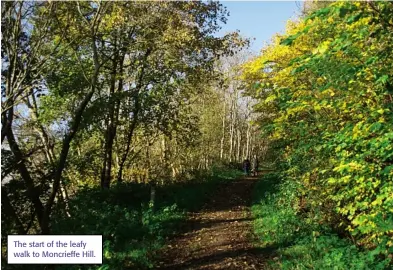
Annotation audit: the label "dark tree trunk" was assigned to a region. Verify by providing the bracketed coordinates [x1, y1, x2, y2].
[117, 100, 139, 183]
[2, 188, 26, 234]
[6, 127, 47, 233]
[101, 45, 125, 188]
[116, 48, 151, 183]
[101, 39, 119, 189]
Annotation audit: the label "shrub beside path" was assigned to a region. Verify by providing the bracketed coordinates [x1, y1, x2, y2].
[157, 176, 268, 269]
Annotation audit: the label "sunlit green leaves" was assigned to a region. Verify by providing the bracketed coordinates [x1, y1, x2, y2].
[243, 1, 393, 258]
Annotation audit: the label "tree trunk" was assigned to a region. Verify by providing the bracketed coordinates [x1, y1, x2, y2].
[101, 42, 120, 189]
[117, 100, 139, 183]
[117, 48, 151, 183]
[43, 31, 102, 233]
[220, 99, 226, 160]
[1, 188, 26, 234]
[229, 99, 234, 162]
[6, 127, 47, 233]
[237, 128, 241, 162]
[246, 122, 251, 159]
[149, 184, 156, 210]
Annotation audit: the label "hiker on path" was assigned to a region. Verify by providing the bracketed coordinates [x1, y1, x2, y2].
[252, 156, 259, 176]
[243, 159, 251, 176]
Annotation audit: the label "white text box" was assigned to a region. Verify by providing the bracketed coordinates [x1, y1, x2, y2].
[8, 235, 102, 264]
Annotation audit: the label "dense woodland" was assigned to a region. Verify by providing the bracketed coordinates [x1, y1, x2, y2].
[1, 1, 392, 269]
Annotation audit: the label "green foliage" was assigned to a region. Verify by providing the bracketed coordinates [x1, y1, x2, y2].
[1, 0, 247, 242]
[252, 173, 318, 246]
[1, 167, 241, 269]
[252, 174, 391, 269]
[275, 235, 391, 270]
[48, 184, 168, 269]
[243, 1, 393, 262]
[51, 168, 240, 270]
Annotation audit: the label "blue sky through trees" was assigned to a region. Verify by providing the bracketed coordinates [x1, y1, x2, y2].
[218, 1, 300, 53]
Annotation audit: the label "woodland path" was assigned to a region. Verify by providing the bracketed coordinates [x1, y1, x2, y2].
[157, 176, 269, 269]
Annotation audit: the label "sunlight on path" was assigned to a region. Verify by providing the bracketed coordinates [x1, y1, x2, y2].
[158, 177, 266, 269]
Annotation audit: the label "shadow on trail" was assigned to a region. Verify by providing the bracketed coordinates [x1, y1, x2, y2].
[200, 177, 256, 210]
[158, 175, 272, 270]
[163, 246, 279, 270]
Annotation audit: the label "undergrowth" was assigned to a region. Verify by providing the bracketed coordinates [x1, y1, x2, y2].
[251, 173, 392, 270]
[4, 168, 241, 270]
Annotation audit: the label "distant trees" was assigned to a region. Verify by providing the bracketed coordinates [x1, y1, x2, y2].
[213, 50, 263, 165]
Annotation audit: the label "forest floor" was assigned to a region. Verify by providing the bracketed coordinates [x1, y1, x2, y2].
[157, 175, 270, 269]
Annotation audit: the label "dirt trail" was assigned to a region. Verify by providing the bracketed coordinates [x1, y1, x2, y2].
[157, 176, 267, 269]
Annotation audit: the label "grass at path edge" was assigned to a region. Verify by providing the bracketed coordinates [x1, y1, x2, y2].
[251, 173, 391, 270]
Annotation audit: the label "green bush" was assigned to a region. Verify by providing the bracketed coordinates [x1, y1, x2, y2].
[252, 173, 315, 246]
[276, 235, 391, 270]
[252, 173, 391, 269]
